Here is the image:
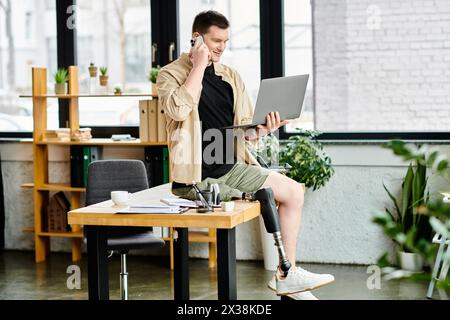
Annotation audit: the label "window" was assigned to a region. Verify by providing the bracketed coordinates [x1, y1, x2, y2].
[178, 0, 261, 104]
[284, 0, 314, 132]
[76, 0, 151, 127]
[0, 0, 57, 132]
[313, 0, 450, 133]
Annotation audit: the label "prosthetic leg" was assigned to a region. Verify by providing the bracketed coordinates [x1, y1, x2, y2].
[243, 188, 292, 276]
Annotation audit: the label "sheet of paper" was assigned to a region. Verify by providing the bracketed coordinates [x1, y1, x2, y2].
[117, 205, 188, 214]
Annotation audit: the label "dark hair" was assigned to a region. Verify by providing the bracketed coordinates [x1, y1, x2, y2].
[192, 10, 229, 34]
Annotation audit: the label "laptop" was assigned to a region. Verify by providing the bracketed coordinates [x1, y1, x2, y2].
[222, 74, 309, 129]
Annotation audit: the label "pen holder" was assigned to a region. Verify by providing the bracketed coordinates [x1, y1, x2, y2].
[196, 191, 214, 213]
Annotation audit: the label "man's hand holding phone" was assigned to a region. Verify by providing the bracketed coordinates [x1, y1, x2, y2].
[189, 35, 210, 70]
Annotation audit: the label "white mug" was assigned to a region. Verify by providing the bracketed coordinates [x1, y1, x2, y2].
[111, 191, 131, 206]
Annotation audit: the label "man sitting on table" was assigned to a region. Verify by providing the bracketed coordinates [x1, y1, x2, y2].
[157, 10, 334, 300]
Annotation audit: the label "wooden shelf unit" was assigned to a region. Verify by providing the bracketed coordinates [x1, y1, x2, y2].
[22, 66, 217, 269]
[23, 66, 83, 262]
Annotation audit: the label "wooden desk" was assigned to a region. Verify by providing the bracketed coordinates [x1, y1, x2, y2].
[67, 184, 260, 300]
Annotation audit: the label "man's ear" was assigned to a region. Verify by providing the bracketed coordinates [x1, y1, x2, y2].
[192, 32, 201, 38]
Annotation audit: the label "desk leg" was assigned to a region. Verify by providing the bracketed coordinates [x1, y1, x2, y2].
[86, 226, 109, 300]
[217, 228, 237, 300]
[173, 227, 189, 300]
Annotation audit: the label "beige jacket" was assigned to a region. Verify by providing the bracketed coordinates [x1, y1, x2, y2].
[157, 53, 259, 183]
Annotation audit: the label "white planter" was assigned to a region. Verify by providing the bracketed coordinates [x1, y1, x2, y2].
[54, 83, 67, 95]
[259, 216, 278, 271]
[398, 251, 424, 272]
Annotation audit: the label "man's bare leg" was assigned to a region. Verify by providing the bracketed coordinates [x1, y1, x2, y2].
[261, 171, 305, 266]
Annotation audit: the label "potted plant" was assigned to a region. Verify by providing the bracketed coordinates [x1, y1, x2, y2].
[99, 67, 108, 86]
[114, 86, 122, 95]
[371, 141, 450, 287]
[279, 129, 335, 191]
[88, 62, 98, 78]
[373, 142, 434, 272]
[54, 68, 68, 95]
[148, 66, 160, 95]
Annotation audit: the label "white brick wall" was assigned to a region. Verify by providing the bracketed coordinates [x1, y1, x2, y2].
[314, 0, 450, 131]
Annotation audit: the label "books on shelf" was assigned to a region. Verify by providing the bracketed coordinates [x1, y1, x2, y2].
[42, 128, 93, 142]
[139, 99, 167, 143]
[139, 100, 149, 142]
[70, 146, 103, 187]
[71, 128, 92, 141]
[43, 128, 71, 142]
[157, 100, 167, 142]
[144, 146, 170, 187]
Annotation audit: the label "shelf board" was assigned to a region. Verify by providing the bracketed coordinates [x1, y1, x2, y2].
[38, 231, 84, 238]
[35, 138, 168, 146]
[19, 93, 158, 99]
[22, 183, 86, 192]
[21, 183, 34, 189]
[188, 231, 216, 243]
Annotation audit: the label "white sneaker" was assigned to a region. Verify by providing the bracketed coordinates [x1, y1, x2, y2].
[267, 276, 318, 300]
[275, 267, 335, 296]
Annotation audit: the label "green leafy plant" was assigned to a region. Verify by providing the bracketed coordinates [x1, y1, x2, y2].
[279, 129, 334, 190]
[377, 156, 433, 253]
[99, 66, 108, 76]
[148, 67, 160, 83]
[54, 68, 68, 84]
[372, 140, 450, 288]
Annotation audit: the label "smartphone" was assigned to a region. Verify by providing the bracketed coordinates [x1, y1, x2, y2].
[190, 35, 204, 47]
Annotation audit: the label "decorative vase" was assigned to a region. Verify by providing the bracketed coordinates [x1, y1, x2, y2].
[54, 83, 67, 95]
[89, 66, 98, 78]
[398, 251, 424, 272]
[99, 75, 109, 86]
[151, 82, 158, 96]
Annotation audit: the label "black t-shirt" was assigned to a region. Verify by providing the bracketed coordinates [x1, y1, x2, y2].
[198, 64, 235, 180]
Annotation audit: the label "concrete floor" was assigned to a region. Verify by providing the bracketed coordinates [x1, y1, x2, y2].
[0, 250, 441, 300]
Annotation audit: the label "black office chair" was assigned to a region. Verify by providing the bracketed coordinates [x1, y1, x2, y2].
[85, 159, 165, 300]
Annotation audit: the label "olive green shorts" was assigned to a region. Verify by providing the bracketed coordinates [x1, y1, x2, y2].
[171, 163, 271, 201]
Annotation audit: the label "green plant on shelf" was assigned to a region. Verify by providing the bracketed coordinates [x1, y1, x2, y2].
[54, 68, 68, 84]
[88, 62, 98, 77]
[148, 66, 160, 84]
[99, 66, 108, 76]
[114, 87, 122, 95]
[99, 67, 109, 87]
